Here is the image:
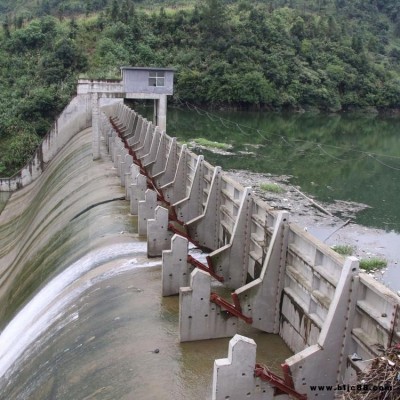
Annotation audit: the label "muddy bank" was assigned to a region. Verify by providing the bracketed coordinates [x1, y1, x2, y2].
[225, 169, 400, 293]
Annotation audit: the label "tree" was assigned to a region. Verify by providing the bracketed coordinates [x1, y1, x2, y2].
[110, 0, 120, 21]
[200, 0, 228, 44]
[85, 0, 93, 17]
[291, 16, 305, 41]
[2, 15, 10, 38]
[351, 36, 363, 53]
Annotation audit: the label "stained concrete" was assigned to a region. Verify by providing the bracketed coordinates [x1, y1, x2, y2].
[0, 126, 130, 326]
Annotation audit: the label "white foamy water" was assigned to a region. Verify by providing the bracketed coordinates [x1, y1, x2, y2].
[0, 242, 155, 379]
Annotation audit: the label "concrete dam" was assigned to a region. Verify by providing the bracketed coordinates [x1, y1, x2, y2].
[0, 82, 399, 400]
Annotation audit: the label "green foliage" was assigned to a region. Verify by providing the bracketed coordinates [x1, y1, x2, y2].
[260, 183, 285, 193]
[193, 138, 231, 150]
[332, 244, 354, 256]
[1, 131, 41, 175]
[359, 257, 387, 271]
[1, 0, 400, 175]
[0, 15, 83, 175]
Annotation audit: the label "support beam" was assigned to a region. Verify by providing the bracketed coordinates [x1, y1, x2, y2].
[235, 211, 290, 333]
[173, 156, 206, 223]
[157, 94, 167, 131]
[91, 92, 100, 160]
[285, 257, 359, 399]
[207, 187, 253, 289]
[186, 167, 222, 251]
[161, 145, 188, 204]
[149, 132, 167, 177]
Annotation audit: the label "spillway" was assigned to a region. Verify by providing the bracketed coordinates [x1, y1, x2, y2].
[0, 119, 291, 399]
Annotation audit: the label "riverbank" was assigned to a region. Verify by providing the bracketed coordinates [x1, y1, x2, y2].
[225, 169, 400, 294]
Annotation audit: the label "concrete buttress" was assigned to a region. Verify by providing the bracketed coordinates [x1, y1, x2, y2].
[179, 269, 238, 342]
[285, 257, 359, 399]
[235, 212, 290, 333]
[147, 206, 173, 257]
[173, 155, 206, 222]
[160, 145, 189, 205]
[207, 187, 254, 289]
[162, 234, 192, 297]
[130, 172, 147, 215]
[212, 335, 284, 400]
[153, 138, 178, 188]
[186, 167, 222, 251]
[138, 189, 158, 236]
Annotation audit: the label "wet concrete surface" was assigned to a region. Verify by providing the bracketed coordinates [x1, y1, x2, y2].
[0, 192, 10, 215]
[0, 258, 292, 400]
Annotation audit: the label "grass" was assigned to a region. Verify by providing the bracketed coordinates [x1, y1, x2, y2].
[332, 245, 387, 272]
[193, 138, 231, 150]
[332, 244, 354, 256]
[259, 182, 285, 194]
[359, 257, 387, 272]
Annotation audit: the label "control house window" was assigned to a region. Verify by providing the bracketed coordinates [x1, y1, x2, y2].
[149, 71, 165, 87]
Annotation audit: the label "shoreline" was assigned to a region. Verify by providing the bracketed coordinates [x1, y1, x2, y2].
[225, 169, 400, 294]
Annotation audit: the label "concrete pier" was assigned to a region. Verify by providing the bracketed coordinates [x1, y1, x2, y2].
[162, 234, 191, 297]
[179, 269, 238, 342]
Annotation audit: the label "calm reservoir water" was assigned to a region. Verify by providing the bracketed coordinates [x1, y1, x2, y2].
[143, 106, 400, 233]
[138, 105, 400, 290]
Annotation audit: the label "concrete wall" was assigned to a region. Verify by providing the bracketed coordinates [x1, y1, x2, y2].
[121, 68, 174, 95]
[77, 79, 124, 95]
[0, 94, 92, 192]
[103, 102, 400, 400]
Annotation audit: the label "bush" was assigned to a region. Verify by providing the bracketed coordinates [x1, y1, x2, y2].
[332, 244, 354, 256]
[359, 257, 387, 271]
[0, 131, 41, 176]
[260, 182, 285, 193]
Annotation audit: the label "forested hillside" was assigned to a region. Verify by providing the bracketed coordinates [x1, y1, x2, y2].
[1, 0, 400, 175]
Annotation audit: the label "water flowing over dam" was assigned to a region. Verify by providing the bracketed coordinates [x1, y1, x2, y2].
[0, 84, 399, 400]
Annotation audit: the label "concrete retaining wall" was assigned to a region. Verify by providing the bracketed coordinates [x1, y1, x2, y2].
[0, 94, 93, 191]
